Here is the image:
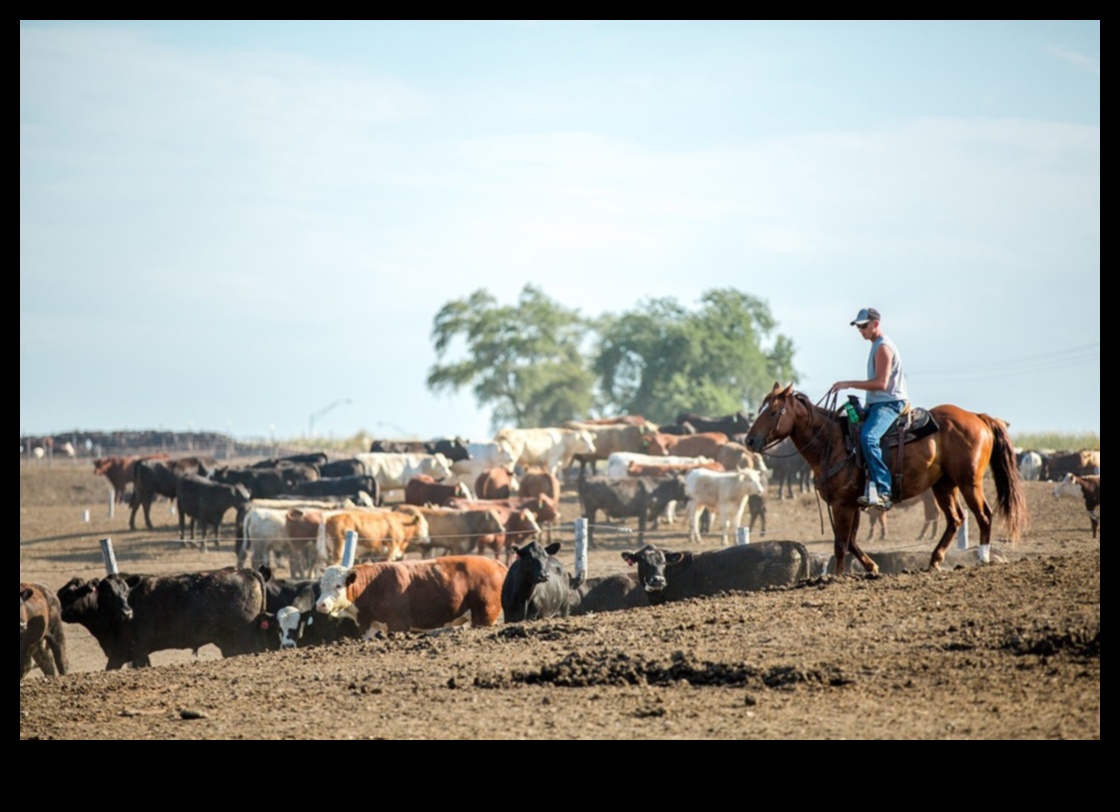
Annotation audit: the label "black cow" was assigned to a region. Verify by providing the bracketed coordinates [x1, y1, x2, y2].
[129, 456, 217, 530]
[567, 572, 650, 616]
[257, 567, 360, 649]
[289, 475, 381, 506]
[213, 465, 318, 499]
[621, 541, 811, 605]
[369, 437, 472, 463]
[21, 582, 69, 679]
[501, 541, 578, 622]
[318, 458, 366, 478]
[674, 411, 752, 436]
[175, 474, 252, 546]
[57, 568, 269, 670]
[250, 453, 329, 469]
[648, 475, 688, 528]
[578, 475, 655, 547]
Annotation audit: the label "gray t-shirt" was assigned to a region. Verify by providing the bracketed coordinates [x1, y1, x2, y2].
[866, 334, 908, 405]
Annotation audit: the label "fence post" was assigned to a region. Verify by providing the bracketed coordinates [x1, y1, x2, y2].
[342, 530, 358, 569]
[956, 514, 969, 550]
[100, 538, 119, 575]
[573, 518, 588, 579]
[107, 489, 114, 519]
[736, 526, 750, 546]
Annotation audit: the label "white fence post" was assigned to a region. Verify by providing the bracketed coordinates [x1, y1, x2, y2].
[107, 489, 115, 519]
[573, 518, 588, 579]
[736, 527, 750, 546]
[341, 530, 358, 569]
[100, 538, 119, 575]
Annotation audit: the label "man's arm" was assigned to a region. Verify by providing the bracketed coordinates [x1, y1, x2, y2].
[829, 344, 893, 395]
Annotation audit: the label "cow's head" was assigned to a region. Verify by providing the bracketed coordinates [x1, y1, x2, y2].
[574, 430, 596, 455]
[512, 541, 562, 584]
[57, 575, 133, 624]
[315, 566, 357, 618]
[275, 605, 308, 649]
[622, 545, 685, 593]
[428, 453, 454, 480]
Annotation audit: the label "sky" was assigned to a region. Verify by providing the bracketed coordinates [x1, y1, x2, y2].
[20, 20, 1099, 443]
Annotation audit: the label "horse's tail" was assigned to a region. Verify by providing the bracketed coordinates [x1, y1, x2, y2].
[980, 414, 1029, 541]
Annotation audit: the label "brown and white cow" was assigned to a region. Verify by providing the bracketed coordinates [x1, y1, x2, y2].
[316, 508, 430, 568]
[1053, 473, 1100, 538]
[314, 557, 507, 635]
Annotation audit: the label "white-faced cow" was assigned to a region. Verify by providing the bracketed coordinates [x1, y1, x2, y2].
[315, 557, 507, 636]
[494, 427, 596, 478]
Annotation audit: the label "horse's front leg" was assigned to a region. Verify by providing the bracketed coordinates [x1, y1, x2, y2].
[831, 504, 877, 575]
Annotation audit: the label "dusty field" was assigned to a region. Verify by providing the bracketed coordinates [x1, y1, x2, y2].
[20, 459, 1099, 739]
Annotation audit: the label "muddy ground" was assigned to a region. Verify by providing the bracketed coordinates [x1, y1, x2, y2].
[19, 459, 1099, 739]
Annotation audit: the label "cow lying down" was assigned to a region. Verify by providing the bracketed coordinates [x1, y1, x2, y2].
[315, 557, 507, 636]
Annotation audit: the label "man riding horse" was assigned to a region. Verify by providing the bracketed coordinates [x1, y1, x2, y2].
[828, 307, 908, 511]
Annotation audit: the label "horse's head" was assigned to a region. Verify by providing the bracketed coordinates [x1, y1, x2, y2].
[744, 382, 798, 452]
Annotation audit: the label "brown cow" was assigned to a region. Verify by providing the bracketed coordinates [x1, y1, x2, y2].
[93, 453, 170, 503]
[474, 467, 517, 500]
[518, 468, 562, 540]
[20, 582, 69, 679]
[1053, 473, 1100, 538]
[314, 557, 507, 634]
[315, 508, 430, 569]
[407, 505, 507, 557]
[627, 460, 724, 478]
[404, 475, 473, 507]
[565, 422, 658, 477]
[644, 432, 730, 459]
[445, 496, 548, 563]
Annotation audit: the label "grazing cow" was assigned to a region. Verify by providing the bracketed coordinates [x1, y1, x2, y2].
[354, 452, 454, 496]
[494, 427, 596, 477]
[315, 557, 507, 635]
[622, 541, 811, 604]
[864, 489, 941, 541]
[175, 474, 252, 547]
[501, 541, 578, 622]
[257, 568, 360, 650]
[763, 438, 811, 499]
[674, 410, 752, 437]
[605, 452, 714, 480]
[1053, 473, 1100, 538]
[474, 467, 516, 500]
[289, 474, 381, 506]
[57, 568, 269, 670]
[567, 572, 650, 616]
[93, 453, 170, 503]
[316, 508, 430, 568]
[370, 437, 472, 463]
[405, 474, 474, 507]
[130, 456, 217, 530]
[578, 475, 656, 547]
[20, 582, 69, 679]
[683, 468, 766, 545]
[564, 422, 657, 477]
[644, 431, 731, 460]
[407, 505, 507, 558]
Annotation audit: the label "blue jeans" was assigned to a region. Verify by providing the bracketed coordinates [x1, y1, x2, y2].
[861, 400, 906, 498]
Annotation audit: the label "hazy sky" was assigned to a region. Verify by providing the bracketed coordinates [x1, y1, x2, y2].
[21, 20, 1099, 442]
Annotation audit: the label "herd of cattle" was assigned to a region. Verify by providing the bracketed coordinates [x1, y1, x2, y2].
[22, 411, 1100, 679]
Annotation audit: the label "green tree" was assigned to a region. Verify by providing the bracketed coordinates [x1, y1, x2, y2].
[427, 285, 596, 431]
[594, 288, 798, 422]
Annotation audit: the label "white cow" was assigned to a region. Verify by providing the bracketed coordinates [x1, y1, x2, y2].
[448, 441, 517, 488]
[494, 427, 596, 477]
[605, 452, 715, 480]
[684, 468, 766, 545]
[354, 453, 454, 496]
[1018, 451, 1043, 481]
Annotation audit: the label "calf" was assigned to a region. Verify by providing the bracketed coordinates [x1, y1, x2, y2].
[258, 568, 360, 650]
[57, 567, 268, 670]
[176, 474, 252, 548]
[20, 582, 69, 679]
[315, 557, 507, 635]
[1053, 473, 1100, 538]
[623, 541, 811, 605]
[501, 541, 578, 622]
[684, 468, 766, 545]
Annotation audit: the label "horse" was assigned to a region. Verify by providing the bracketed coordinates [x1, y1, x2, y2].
[743, 383, 1028, 574]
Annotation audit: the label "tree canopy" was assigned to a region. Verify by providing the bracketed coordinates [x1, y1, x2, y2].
[427, 285, 798, 430]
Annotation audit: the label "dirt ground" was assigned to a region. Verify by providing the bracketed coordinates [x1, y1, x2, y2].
[19, 459, 1100, 740]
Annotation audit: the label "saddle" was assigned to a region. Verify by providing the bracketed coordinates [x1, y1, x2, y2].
[842, 402, 939, 502]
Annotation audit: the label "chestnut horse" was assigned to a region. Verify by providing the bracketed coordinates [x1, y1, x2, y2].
[744, 383, 1028, 574]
